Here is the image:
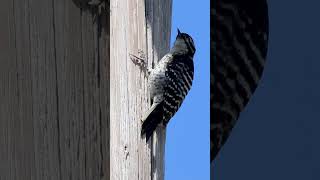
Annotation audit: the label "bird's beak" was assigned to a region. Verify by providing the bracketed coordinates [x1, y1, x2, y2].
[177, 28, 181, 35]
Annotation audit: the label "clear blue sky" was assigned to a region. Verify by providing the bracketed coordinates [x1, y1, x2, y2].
[165, 0, 210, 180]
[213, 1, 320, 179]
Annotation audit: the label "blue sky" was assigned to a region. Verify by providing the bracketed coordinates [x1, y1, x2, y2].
[165, 0, 210, 179]
[213, 1, 320, 179]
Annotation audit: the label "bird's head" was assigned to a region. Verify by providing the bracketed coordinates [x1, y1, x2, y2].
[171, 28, 196, 57]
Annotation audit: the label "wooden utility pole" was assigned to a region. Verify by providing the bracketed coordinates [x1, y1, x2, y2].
[110, 0, 172, 179]
[0, 0, 171, 179]
[0, 0, 109, 179]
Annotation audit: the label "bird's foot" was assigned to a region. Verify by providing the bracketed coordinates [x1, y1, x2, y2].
[129, 49, 151, 75]
[129, 49, 147, 67]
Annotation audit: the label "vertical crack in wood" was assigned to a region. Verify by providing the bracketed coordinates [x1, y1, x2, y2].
[51, 0, 62, 179]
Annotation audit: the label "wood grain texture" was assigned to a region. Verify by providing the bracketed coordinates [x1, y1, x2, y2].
[0, 0, 109, 179]
[110, 0, 172, 179]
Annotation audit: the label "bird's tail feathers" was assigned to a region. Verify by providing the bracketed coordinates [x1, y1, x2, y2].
[141, 102, 163, 142]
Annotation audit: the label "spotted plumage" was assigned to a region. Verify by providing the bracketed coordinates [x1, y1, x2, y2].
[211, 0, 269, 161]
[137, 29, 195, 141]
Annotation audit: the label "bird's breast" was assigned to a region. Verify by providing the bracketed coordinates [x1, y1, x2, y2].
[148, 54, 172, 101]
[148, 66, 166, 100]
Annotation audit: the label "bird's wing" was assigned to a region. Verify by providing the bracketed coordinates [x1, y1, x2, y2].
[163, 55, 194, 125]
[211, 1, 269, 161]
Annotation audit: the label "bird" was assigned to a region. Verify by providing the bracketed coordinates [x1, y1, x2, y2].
[131, 29, 196, 142]
[211, 0, 269, 162]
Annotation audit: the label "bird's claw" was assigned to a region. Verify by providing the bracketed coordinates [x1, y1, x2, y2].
[129, 49, 151, 75]
[137, 49, 146, 60]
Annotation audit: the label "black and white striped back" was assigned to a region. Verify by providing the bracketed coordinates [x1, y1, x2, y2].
[211, 0, 269, 161]
[163, 55, 194, 124]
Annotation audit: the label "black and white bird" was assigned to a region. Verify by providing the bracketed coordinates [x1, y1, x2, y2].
[133, 29, 196, 141]
[211, 0, 269, 161]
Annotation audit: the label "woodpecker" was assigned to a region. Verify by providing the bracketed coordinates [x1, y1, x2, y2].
[131, 29, 195, 141]
[211, 0, 269, 161]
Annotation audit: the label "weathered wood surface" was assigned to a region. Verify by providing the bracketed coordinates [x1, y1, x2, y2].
[110, 0, 172, 179]
[0, 0, 109, 179]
